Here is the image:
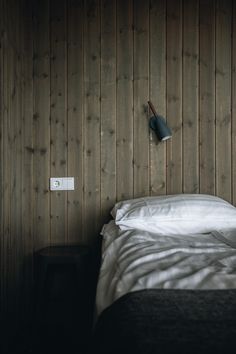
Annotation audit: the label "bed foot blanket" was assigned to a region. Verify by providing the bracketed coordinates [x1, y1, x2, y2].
[92, 289, 236, 354]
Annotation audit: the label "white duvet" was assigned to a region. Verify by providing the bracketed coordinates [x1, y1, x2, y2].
[96, 221, 236, 316]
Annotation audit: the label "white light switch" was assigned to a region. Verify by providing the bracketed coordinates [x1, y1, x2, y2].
[50, 177, 75, 191]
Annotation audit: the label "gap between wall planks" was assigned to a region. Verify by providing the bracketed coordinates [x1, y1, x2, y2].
[0, 0, 3, 324]
[233, 1, 236, 205]
[199, 0, 216, 195]
[67, 0, 84, 243]
[183, 0, 199, 194]
[215, 0, 232, 202]
[7, 0, 21, 329]
[166, 0, 182, 194]
[133, 0, 149, 198]
[50, 0, 68, 245]
[150, 0, 167, 196]
[33, 0, 51, 252]
[83, 0, 101, 244]
[116, 0, 134, 202]
[21, 0, 34, 324]
[0, 0, 6, 326]
[100, 0, 116, 225]
[9, 0, 21, 324]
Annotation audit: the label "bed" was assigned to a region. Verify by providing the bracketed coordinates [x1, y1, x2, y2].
[92, 194, 236, 353]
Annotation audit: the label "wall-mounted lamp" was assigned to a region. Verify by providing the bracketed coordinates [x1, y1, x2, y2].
[148, 101, 172, 142]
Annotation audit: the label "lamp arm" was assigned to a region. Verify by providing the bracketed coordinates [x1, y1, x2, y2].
[148, 101, 158, 117]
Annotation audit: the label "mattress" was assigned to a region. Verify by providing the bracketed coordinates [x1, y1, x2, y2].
[92, 194, 236, 353]
[96, 221, 236, 317]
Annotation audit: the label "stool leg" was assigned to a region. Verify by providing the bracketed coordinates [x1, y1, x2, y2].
[36, 259, 48, 321]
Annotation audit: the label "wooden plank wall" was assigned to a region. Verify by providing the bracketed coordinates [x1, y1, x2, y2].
[0, 0, 34, 342]
[0, 0, 236, 337]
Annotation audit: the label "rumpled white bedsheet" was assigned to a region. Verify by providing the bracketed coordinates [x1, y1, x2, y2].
[96, 221, 236, 316]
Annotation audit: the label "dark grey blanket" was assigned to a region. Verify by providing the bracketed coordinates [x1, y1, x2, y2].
[92, 289, 236, 354]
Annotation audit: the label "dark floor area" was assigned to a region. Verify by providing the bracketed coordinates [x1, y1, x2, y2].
[3, 264, 95, 354]
[5, 316, 92, 354]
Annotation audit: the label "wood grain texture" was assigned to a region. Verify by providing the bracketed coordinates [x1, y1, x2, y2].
[215, 0, 232, 201]
[1, 0, 10, 330]
[116, 0, 134, 201]
[101, 0, 116, 222]
[199, 0, 216, 195]
[83, 0, 101, 243]
[166, 0, 182, 194]
[67, 0, 84, 243]
[33, 0, 50, 250]
[233, 1, 236, 205]
[150, 0, 167, 196]
[183, 0, 199, 193]
[20, 0, 33, 323]
[0, 0, 3, 321]
[0, 0, 236, 337]
[133, 0, 149, 198]
[0, 0, 6, 324]
[9, 0, 21, 325]
[1, 0, 25, 332]
[50, 0, 68, 244]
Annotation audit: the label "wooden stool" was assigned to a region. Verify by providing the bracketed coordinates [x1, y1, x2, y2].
[34, 245, 100, 353]
[35, 245, 91, 315]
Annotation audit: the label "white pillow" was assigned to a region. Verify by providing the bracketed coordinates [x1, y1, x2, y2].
[111, 194, 236, 235]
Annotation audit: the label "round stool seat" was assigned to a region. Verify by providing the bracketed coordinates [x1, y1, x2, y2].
[35, 245, 92, 317]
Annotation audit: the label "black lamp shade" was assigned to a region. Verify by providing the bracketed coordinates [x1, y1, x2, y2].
[149, 115, 172, 141]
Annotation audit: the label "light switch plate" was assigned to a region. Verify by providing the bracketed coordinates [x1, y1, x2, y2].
[50, 177, 75, 191]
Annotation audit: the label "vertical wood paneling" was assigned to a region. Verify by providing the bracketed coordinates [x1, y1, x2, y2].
[0, 0, 3, 320]
[166, 0, 182, 194]
[183, 0, 199, 193]
[67, 0, 84, 243]
[216, 0, 232, 201]
[6, 46, 15, 324]
[10, 0, 21, 321]
[116, 0, 133, 201]
[133, 0, 149, 198]
[0, 0, 5, 323]
[50, 0, 68, 244]
[1, 0, 236, 337]
[21, 0, 33, 321]
[150, 0, 167, 196]
[1, 0, 11, 325]
[199, 0, 216, 195]
[233, 1, 236, 205]
[1, 0, 8, 335]
[33, 0, 50, 250]
[101, 0, 116, 222]
[84, 0, 101, 242]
